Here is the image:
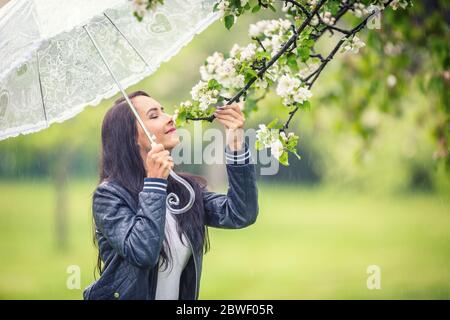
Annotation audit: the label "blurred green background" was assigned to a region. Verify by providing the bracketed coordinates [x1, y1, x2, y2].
[0, 2, 449, 299]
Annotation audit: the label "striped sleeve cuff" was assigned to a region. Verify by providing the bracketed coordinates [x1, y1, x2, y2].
[143, 177, 168, 195]
[225, 142, 251, 165]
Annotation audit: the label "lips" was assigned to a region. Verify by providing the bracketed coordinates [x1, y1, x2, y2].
[165, 127, 176, 134]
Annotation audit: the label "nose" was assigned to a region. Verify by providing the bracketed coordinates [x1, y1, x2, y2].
[165, 113, 174, 125]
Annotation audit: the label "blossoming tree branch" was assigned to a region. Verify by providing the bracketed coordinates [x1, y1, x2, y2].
[131, 0, 411, 166]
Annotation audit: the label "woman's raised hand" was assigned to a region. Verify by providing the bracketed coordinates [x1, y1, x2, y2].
[214, 101, 246, 151]
[145, 143, 174, 180]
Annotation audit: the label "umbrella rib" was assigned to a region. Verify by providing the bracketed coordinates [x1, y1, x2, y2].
[83, 25, 154, 144]
[36, 50, 48, 128]
[103, 12, 150, 67]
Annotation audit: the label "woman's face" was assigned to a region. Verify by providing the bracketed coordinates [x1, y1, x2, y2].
[133, 95, 180, 153]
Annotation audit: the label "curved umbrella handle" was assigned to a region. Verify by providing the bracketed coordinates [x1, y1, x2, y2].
[166, 170, 196, 214]
[85, 25, 195, 214]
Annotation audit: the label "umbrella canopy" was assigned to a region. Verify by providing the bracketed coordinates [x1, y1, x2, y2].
[0, 0, 220, 140]
[0, 0, 221, 214]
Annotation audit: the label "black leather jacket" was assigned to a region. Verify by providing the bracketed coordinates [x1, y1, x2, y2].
[83, 145, 258, 300]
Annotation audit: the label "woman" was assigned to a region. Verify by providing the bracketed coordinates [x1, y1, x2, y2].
[83, 91, 259, 300]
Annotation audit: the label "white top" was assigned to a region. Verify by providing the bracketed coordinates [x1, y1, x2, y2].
[155, 209, 192, 300]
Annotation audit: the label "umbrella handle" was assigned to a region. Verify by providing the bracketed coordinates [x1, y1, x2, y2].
[84, 25, 195, 214]
[166, 170, 196, 214]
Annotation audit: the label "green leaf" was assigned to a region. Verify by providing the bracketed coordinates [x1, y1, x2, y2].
[224, 15, 234, 30]
[251, 4, 260, 13]
[207, 78, 220, 90]
[287, 52, 299, 72]
[305, 39, 315, 48]
[278, 151, 289, 166]
[175, 108, 187, 127]
[267, 118, 280, 129]
[326, 0, 340, 15]
[297, 47, 310, 62]
[278, 55, 287, 65]
[287, 136, 299, 149]
[303, 26, 314, 37]
[244, 98, 258, 116]
[300, 100, 311, 110]
[246, 68, 258, 78]
[133, 12, 143, 22]
[255, 140, 264, 151]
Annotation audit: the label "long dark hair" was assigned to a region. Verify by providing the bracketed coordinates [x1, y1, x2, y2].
[93, 90, 210, 277]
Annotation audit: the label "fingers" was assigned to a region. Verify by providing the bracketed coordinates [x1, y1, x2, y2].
[214, 102, 245, 129]
[215, 117, 239, 129]
[149, 142, 164, 155]
[215, 106, 242, 119]
[214, 113, 237, 122]
[151, 150, 170, 167]
[214, 112, 245, 129]
[217, 102, 244, 114]
[146, 142, 174, 179]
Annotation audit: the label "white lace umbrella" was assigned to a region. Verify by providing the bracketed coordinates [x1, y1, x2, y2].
[0, 0, 221, 213]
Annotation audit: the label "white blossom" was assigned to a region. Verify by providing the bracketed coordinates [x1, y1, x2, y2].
[248, 18, 293, 58]
[172, 109, 179, 122]
[352, 2, 369, 18]
[199, 52, 244, 89]
[390, 0, 409, 10]
[131, 0, 162, 16]
[282, 2, 294, 13]
[270, 139, 284, 160]
[180, 100, 192, 108]
[342, 36, 366, 54]
[293, 87, 313, 104]
[217, 0, 230, 15]
[190, 81, 218, 111]
[131, 0, 148, 17]
[321, 11, 336, 25]
[298, 63, 320, 78]
[256, 124, 279, 148]
[387, 74, 397, 87]
[230, 43, 257, 62]
[384, 42, 403, 56]
[199, 52, 224, 81]
[307, 0, 318, 7]
[255, 78, 268, 90]
[248, 18, 292, 39]
[276, 74, 312, 106]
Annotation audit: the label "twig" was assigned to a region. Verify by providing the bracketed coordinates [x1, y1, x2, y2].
[283, 0, 311, 18]
[187, 0, 328, 122]
[283, 0, 393, 130]
[253, 37, 267, 52]
[314, 12, 351, 35]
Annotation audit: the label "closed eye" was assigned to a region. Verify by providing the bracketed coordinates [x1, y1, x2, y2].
[147, 106, 164, 119]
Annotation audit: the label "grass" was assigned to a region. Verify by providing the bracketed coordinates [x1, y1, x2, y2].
[0, 180, 448, 299]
